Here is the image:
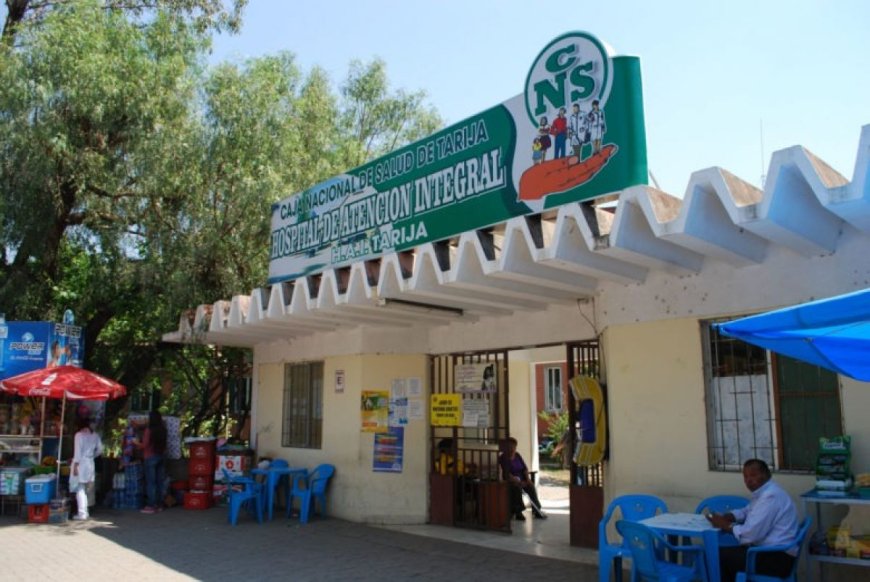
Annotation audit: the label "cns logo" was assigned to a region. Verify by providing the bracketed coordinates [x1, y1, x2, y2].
[524, 31, 612, 126]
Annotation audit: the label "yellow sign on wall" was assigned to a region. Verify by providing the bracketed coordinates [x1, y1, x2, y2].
[430, 394, 461, 426]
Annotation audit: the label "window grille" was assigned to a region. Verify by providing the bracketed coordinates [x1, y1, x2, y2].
[544, 366, 563, 411]
[281, 361, 323, 449]
[702, 319, 841, 472]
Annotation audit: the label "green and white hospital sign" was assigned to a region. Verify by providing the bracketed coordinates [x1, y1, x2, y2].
[269, 31, 647, 284]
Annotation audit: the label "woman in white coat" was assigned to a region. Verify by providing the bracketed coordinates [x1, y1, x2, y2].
[71, 417, 103, 520]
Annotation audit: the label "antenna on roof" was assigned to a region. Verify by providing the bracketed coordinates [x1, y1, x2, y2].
[648, 169, 661, 190]
[759, 119, 766, 188]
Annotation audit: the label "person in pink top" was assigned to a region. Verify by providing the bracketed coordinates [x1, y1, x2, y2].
[136, 411, 167, 514]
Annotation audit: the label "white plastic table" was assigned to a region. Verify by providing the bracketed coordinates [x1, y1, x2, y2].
[640, 512, 722, 582]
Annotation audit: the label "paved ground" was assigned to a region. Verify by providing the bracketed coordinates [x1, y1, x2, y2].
[0, 503, 600, 581]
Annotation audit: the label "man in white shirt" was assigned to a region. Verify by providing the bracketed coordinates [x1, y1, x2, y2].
[568, 103, 587, 162]
[708, 459, 799, 582]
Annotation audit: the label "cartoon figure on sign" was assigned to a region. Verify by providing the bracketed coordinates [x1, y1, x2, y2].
[537, 116, 551, 162]
[532, 137, 543, 165]
[549, 107, 568, 159]
[587, 100, 606, 155]
[519, 31, 618, 202]
[568, 102, 589, 162]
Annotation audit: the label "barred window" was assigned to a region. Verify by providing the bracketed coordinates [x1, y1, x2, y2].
[702, 319, 842, 471]
[544, 366, 563, 411]
[282, 362, 323, 449]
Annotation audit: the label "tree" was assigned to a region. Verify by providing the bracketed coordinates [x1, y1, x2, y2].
[2, 0, 246, 44]
[340, 58, 442, 168]
[1, 1, 442, 437]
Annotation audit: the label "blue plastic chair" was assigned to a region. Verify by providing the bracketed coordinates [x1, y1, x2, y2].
[287, 464, 335, 524]
[694, 495, 749, 547]
[222, 468, 264, 526]
[735, 516, 811, 582]
[599, 494, 669, 582]
[616, 520, 709, 582]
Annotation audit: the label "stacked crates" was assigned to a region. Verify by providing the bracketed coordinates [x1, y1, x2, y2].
[112, 462, 145, 509]
[815, 435, 852, 496]
[184, 439, 215, 510]
[24, 474, 59, 523]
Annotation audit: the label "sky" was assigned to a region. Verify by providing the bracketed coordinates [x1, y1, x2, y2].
[207, 0, 870, 196]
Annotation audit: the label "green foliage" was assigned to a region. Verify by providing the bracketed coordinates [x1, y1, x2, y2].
[0, 1, 442, 438]
[340, 58, 442, 167]
[539, 410, 569, 442]
[538, 410, 569, 464]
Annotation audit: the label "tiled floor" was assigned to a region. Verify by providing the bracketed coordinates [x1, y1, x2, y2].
[381, 491, 600, 566]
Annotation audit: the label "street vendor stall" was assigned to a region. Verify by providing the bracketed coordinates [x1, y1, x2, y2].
[0, 365, 126, 507]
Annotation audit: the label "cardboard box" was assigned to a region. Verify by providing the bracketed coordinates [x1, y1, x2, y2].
[214, 454, 251, 480]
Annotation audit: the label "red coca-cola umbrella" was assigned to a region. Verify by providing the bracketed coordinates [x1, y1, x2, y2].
[0, 365, 126, 400]
[0, 365, 127, 489]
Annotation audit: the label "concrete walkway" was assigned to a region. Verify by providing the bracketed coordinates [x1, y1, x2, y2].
[0, 503, 600, 581]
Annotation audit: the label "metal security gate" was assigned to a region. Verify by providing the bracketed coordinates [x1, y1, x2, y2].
[566, 339, 605, 547]
[429, 349, 512, 531]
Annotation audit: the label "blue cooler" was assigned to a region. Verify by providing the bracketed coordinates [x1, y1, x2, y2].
[25, 475, 57, 504]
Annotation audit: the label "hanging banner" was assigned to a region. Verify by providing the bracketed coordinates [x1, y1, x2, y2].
[0, 321, 85, 381]
[430, 394, 461, 426]
[268, 31, 647, 283]
[361, 390, 390, 433]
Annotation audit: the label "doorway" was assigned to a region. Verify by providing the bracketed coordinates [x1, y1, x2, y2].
[429, 349, 511, 531]
[427, 338, 604, 547]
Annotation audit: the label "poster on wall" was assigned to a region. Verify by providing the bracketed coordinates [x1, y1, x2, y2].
[408, 399, 424, 420]
[389, 396, 408, 427]
[462, 397, 490, 428]
[407, 377, 422, 397]
[430, 394, 461, 426]
[455, 362, 497, 393]
[268, 31, 647, 283]
[373, 427, 404, 473]
[391, 378, 407, 398]
[361, 390, 390, 433]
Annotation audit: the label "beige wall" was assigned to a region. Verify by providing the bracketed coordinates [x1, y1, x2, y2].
[603, 317, 830, 513]
[255, 353, 429, 524]
[507, 357, 535, 470]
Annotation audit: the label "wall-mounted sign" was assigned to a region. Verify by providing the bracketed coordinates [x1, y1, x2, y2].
[430, 394, 461, 427]
[268, 31, 647, 283]
[335, 369, 345, 393]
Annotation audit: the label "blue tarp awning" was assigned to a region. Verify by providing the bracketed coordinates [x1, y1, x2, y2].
[716, 288, 870, 381]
